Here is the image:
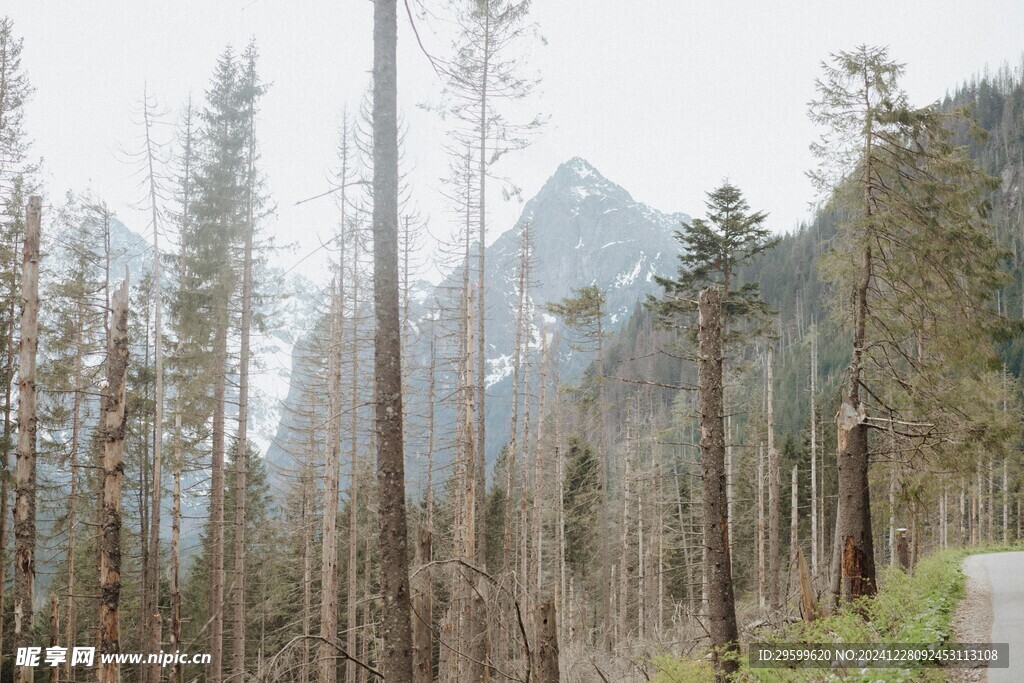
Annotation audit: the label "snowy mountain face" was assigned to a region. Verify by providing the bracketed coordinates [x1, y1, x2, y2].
[265, 157, 689, 484]
[485, 156, 688, 336]
[454, 156, 689, 464]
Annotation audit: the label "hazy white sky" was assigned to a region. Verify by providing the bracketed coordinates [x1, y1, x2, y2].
[6, 1, 1024, 280]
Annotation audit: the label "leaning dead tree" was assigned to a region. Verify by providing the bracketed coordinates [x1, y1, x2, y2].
[98, 275, 130, 683]
[14, 196, 40, 683]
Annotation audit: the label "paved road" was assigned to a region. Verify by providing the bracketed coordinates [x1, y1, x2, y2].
[963, 552, 1024, 682]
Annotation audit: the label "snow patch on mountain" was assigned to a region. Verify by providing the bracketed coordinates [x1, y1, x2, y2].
[486, 353, 514, 388]
[614, 255, 645, 288]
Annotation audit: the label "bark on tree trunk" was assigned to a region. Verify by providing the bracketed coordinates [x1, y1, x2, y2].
[835, 415, 875, 600]
[504, 223, 527, 576]
[301, 396, 315, 683]
[618, 455, 630, 642]
[533, 331, 547, 598]
[789, 466, 799, 602]
[697, 288, 739, 681]
[49, 594, 58, 683]
[142, 95, 165, 683]
[833, 243, 877, 604]
[459, 291, 486, 682]
[725, 414, 733, 560]
[810, 326, 818, 577]
[232, 102, 257, 681]
[412, 525, 433, 683]
[767, 344, 780, 612]
[65, 310, 83, 683]
[889, 469, 897, 567]
[14, 196, 40, 683]
[1003, 460, 1009, 545]
[171, 406, 184, 683]
[555, 384, 566, 645]
[532, 598, 559, 683]
[519, 352, 531, 610]
[346, 230, 361, 683]
[0, 292, 16, 672]
[321, 287, 341, 683]
[757, 443, 765, 613]
[98, 276, 130, 683]
[210, 323, 228, 683]
[372, 1, 415, 678]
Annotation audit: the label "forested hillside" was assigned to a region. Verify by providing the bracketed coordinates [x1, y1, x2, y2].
[551, 63, 1024, 672]
[1, 5, 1024, 683]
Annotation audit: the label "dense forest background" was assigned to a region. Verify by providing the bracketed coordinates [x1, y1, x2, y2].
[1, 6, 1024, 683]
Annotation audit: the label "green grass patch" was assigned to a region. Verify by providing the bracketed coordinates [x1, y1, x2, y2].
[652, 547, 1004, 682]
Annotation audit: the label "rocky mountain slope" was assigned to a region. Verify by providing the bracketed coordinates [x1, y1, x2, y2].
[266, 156, 691, 479]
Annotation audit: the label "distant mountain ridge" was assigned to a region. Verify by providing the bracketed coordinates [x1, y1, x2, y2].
[266, 156, 691, 478]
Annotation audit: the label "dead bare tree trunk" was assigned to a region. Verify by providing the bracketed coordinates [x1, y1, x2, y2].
[474, 5, 490, 593]
[555, 380, 567, 644]
[98, 276, 130, 683]
[48, 594, 58, 683]
[64, 305, 84, 683]
[419, 331, 437, 681]
[343, 161, 361, 683]
[171, 405, 184, 683]
[533, 331, 547, 598]
[321, 286, 342, 683]
[940, 481, 947, 550]
[757, 442, 765, 613]
[789, 466, 799, 604]
[372, 1, 415, 676]
[697, 288, 739, 681]
[618, 451, 630, 643]
[231, 97, 258, 682]
[504, 222, 528, 575]
[210, 322, 228, 683]
[458, 290, 485, 682]
[810, 324, 818, 577]
[519, 348, 531, 610]
[412, 525, 433, 683]
[959, 481, 966, 546]
[637, 452, 645, 641]
[301, 396, 316, 683]
[767, 343, 780, 612]
[532, 598, 559, 683]
[14, 196, 40, 683]
[988, 459, 994, 543]
[888, 469, 897, 567]
[1003, 460, 1009, 545]
[0, 281, 16, 672]
[142, 91, 165, 683]
[797, 548, 818, 622]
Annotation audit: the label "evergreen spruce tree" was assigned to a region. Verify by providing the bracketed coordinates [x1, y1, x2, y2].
[809, 46, 1007, 603]
[0, 25, 36, 662]
[651, 181, 777, 679]
[651, 181, 779, 338]
[170, 45, 258, 681]
[0, 17, 34, 195]
[38, 194, 109, 682]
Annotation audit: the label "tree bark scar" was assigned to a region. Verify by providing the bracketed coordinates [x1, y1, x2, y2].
[841, 535, 874, 599]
